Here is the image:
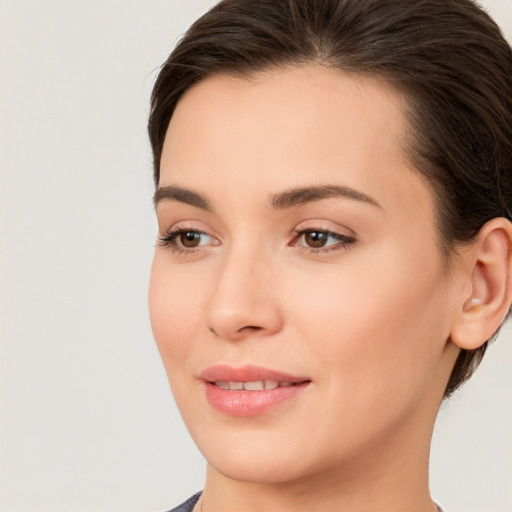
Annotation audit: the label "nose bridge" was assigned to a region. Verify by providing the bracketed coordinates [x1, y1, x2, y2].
[205, 235, 282, 339]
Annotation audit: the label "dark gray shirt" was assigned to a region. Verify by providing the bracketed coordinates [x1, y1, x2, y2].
[167, 492, 202, 512]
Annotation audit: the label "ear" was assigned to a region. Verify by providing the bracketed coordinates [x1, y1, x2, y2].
[450, 218, 512, 350]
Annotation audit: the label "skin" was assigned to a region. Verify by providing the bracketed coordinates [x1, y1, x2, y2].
[148, 66, 510, 512]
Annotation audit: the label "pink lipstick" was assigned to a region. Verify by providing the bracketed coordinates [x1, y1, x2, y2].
[200, 365, 311, 416]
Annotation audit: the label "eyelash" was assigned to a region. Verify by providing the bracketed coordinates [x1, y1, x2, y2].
[158, 227, 356, 255]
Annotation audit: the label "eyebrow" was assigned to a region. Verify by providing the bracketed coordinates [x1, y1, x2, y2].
[153, 184, 381, 211]
[268, 185, 381, 210]
[153, 185, 212, 211]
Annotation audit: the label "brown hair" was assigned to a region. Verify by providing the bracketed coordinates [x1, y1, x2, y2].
[148, 0, 512, 398]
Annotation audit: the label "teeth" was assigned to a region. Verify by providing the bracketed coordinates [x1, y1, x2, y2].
[264, 380, 279, 390]
[213, 380, 295, 391]
[243, 381, 264, 391]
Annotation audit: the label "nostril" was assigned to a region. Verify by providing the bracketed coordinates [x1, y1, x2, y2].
[239, 325, 263, 334]
[208, 324, 263, 339]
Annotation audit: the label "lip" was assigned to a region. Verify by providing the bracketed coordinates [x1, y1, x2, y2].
[200, 364, 311, 417]
[200, 364, 309, 383]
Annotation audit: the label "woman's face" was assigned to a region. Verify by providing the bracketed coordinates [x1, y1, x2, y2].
[149, 66, 460, 484]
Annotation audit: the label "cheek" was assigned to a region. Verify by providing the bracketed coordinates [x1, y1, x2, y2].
[148, 254, 207, 375]
[285, 247, 449, 407]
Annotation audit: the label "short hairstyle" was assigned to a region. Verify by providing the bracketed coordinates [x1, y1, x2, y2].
[148, 0, 512, 398]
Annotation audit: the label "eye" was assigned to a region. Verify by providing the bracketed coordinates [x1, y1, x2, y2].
[176, 231, 205, 248]
[291, 228, 356, 253]
[158, 228, 218, 253]
[302, 231, 330, 248]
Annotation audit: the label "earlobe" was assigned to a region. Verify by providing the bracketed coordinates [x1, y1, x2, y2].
[451, 218, 512, 350]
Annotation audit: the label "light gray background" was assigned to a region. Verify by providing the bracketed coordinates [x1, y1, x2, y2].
[0, 1, 511, 511]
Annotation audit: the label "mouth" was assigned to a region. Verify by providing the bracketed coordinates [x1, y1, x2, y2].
[212, 380, 298, 391]
[200, 365, 311, 416]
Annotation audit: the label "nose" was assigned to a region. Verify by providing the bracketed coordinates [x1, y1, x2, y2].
[205, 245, 283, 341]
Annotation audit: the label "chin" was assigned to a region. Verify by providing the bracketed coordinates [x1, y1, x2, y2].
[183, 421, 281, 479]
[190, 422, 339, 485]
[206, 449, 311, 484]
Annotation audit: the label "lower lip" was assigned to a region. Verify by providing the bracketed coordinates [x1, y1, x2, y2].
[204, 382, 310, 416]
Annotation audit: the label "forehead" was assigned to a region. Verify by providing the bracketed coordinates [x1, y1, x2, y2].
[163, 66, 408, 174]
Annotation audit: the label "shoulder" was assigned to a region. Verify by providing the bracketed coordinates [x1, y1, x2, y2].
[164, 492, 202, 512]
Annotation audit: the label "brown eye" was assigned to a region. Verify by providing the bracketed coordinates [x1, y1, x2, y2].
[179, 231, 202, 248]
[304, 231, 328, 248]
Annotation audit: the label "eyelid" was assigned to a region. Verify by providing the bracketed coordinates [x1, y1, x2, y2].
[158, 219, 215, 238]
[294, 220, 356, 238]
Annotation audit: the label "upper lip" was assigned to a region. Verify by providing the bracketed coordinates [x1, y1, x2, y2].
[199, 364, 310, 383]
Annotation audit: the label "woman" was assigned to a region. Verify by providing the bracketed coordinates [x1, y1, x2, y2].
[147, 1, 512, 511]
